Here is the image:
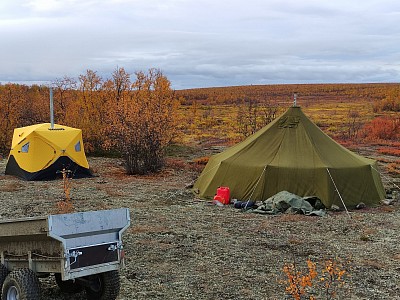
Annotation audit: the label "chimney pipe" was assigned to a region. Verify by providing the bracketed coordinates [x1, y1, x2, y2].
[50, 87, 54, 129]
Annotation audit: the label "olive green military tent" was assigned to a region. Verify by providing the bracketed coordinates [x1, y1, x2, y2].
[5, 123, 92, 180]
[194, 106, 385, 208]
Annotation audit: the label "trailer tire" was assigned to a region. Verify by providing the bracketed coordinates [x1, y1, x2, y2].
[54, 273, 83, 294]
[0, 264, 8, 291]
[85, 270, 120, 300]
[1, 268, 40, 300]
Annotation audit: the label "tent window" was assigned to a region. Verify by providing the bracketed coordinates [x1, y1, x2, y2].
[74, 141, 81, 152]
[21, 142, 30, 153]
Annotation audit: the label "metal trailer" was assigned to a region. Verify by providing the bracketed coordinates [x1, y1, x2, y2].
[0, 208, 130, 300]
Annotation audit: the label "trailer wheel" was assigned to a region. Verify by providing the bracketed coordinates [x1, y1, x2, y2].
[85, 270, 120, 300]
[54, 273, 83, 294]
[0, 264, 8, 290]
[1, 268, 40, 300]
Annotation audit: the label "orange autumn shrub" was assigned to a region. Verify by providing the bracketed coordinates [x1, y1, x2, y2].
[282, 257, 348, 299]
[105, 68, 180, 175]
[361, 116, 400, 142]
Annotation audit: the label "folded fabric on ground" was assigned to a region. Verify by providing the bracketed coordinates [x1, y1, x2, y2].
[252, 191, 326, 216]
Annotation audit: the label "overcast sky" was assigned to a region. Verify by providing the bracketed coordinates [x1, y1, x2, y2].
[1, 0, 399, 89]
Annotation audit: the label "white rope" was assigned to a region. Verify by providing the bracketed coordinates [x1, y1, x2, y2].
[371, 165, 400, 190]
[244, 165, 267, 208]
[326, 168, 351, 219]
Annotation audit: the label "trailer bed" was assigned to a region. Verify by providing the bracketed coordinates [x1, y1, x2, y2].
[0, 208, 130, 280]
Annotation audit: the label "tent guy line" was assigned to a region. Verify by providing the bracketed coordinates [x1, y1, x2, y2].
[326, 167, 350, 218]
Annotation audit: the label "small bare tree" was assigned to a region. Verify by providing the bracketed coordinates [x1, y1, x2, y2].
[236, 98, 279, 137]
[344, 110, 362, 141]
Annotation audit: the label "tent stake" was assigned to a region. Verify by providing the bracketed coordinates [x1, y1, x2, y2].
[326, 168, 351, 219]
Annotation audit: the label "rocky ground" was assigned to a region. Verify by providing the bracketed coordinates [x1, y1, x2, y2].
[0, 149, 400, 300]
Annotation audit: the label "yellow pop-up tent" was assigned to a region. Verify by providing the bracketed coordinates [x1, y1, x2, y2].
[5, 123, 92, 180]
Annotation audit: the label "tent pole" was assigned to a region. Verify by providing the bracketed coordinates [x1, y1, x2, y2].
[326, 168, 351, 219]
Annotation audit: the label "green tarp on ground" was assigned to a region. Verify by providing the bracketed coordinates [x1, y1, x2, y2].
[194, 106, 385, 208]
[252, 191, 327, 216]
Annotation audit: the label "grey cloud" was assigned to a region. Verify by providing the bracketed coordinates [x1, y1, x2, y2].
[0, 0, 399, 88]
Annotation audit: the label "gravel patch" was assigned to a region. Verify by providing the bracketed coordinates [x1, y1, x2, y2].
[0, 156, 399, 299]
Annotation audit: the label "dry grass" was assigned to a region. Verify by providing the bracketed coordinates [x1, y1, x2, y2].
[386, 162, 400, 176]
[0, 153, 400, 300]
[94, 201, 111, 211]
[130, 224, 171, 234]
[0, 182, 23, 192]
[288, 237, 304, 245]
[97, 185, 126, 197]
[54, 200, 75, 214]
[361, 259, 386, 270]
[378, 205, 397, 213]
[362, 227, 378, 236]
[276, 214, 312, 222]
